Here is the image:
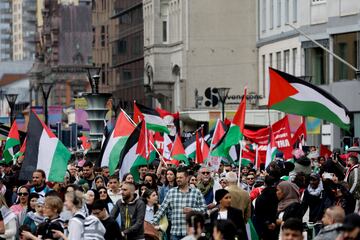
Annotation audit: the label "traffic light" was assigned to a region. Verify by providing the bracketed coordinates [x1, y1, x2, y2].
[70, 123, 83, 150]
[342, 136, 352, 151]
[50, 122, 62, 141]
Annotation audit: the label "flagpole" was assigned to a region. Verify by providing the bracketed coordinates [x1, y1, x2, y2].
[120, 108, 168, 167]
[237, 141, 243, 187]
[254, 143, 258, 170]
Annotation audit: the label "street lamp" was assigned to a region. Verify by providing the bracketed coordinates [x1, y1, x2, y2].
[5, 93, 18, 124]
[216, 87, 230, 121]
[39, 82, 54, 126]
[86, 67, 101, 94]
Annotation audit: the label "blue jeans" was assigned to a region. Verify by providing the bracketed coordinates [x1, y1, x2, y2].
[170, 235, 185, 240]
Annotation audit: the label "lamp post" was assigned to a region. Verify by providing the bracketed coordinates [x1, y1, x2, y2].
[39, 82, 54, 126]
[216, 87, 230, 121]
[5, 93, 18, 124]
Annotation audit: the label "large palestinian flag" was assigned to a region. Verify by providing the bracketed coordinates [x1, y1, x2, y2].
[268, 68, 350, 130]
[133, 102, 170, 133]
[19, 110, 71, 182]
[100, 112, 135, 175]
[2, 121, 20, 164]
[118, 121, 157, 182]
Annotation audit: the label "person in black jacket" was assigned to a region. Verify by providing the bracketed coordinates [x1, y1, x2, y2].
[210, 189, 247, 240]
[254, 175, 279, 240]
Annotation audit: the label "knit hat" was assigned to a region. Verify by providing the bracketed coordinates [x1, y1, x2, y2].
[215, 189, 229, 203]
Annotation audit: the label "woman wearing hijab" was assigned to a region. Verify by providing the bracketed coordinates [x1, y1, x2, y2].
[276, 181, 303, 225]
[97, 186, 114, 214]
[210, 189, 248, 240]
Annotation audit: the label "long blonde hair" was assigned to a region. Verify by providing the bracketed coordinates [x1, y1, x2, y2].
[0, 194, 8, 208]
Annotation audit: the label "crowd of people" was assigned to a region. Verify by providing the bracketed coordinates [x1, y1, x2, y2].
[0, 146, 359, 240]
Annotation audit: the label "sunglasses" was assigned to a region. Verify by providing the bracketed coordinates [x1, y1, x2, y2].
[18, 193, 29, 196]
[201, 172, 210, 175]
[99, 191, 107, 194]
[247, 178, 254, 180]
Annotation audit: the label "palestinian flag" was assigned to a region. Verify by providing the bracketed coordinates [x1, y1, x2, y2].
[13, 137, 26, 160]
[268, 68, 350, 130]
[184, 134, 196, 159]
[133, 102, 170, 133]
[100, 112, 135, 175]
[19, 110, 71, 182]
[211, 88, 247, 157]
[2, 121, 20, 164]
[162, 133, 174, 160]
[171, 136, 189, 165]
[195, 131, 210, 164]
[265, 130, 278, 168]
[156, 108, 180, 135]
[118, 121, 157, 182]
[210, 119, 226, 150]
[246, 219, 259, 240]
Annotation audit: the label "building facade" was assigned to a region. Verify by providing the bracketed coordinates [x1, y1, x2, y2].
[143, 0, 262, 130]
[0, 0, 13, 61]
[109, 0, 146, 111]
[257, 0, 360, 150]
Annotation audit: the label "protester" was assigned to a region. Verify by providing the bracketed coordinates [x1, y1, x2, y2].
[10, 185, 29, 225]
[152, 167, 206, 240]
[196, 166, 215, 207]
[314, 206, 345, 240]
[225, 171, 251, 222]
[210, 189, 247, 239]
[107, 176, 121, 203]
[30, 170, 51, 198]
[182, 211, 206, 240]
[254, 175, 278, 240]
[276, 181, 303, 225]
[159, 168, 177, 204]
[137, 165, 148, 184]
[98, 186, 114, 214]
[80, 161, 96, 188]
[336, 213, 360, 240]
[111, 182, 146, 239]
[92, 200, 120, 240]
[23, 197, 45, 234]
[121, 173, 134, 184]
[212, 219, 238, 240]
[281, 218, 304, 240]
[0, 194, 16, 240]
[85, 189, 99, 215]
[93, 175, 106, 190]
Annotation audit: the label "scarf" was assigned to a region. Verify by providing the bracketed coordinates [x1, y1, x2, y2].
[277, 181, 300, 212]
[1, 206, 16, 225]
[197, 178, 214, 196]
[345, 164, 359, 182]
[307, 180, 324, 197]
[26, 211, 45, 225]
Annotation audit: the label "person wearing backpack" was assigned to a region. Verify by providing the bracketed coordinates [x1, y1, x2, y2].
[111, 182, 146, 240]
[64, 191, 86, 240]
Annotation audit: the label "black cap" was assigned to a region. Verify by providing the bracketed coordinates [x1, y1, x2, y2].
[341, 213, 360, 230]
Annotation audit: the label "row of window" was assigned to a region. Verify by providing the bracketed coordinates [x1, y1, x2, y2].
[261, 0, 297, 32]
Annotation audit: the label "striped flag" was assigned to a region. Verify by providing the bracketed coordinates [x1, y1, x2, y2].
[133, 102, 170, 133]
[265, 130, 278, 168]
[19, 110, 71, 182]
[2, 121, 20, 164]
[268, 68, 350, 130]
[100, 112, 135, 175]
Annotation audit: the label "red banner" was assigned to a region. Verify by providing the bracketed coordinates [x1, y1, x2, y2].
[243, 115, 293, 164]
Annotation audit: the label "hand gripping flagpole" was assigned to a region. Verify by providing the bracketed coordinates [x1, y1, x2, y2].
[120, 108, 168, 167]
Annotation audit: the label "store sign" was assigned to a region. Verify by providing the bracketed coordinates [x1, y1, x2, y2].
[195, 87, 263, 108]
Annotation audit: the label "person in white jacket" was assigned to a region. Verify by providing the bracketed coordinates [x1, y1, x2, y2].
[0, 194, 16, 240]
[64, 191, 86, 240]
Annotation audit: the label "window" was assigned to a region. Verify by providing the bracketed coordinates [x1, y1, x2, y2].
[270, 53, 273, 67]
[101, 26, 105, 47]
[276, 51, 281, 69]
[305, 47, 328, 85]
[277, 0, 281, 27]
[292, 48, 297, 75]
[102, 64, 106, 84]
[162, 21, 167, 42]
[312, 0, 326, 4]
[293, 0, 297, 22]
[261, 0, 266, 31]
[117, 39, 126, 54]
[262, 55, 266, 96]
[123, 69, 132, 81]
[333, 32, 358, 81]
[284, 50, 290, 72]
[270, 0, 274, 29]
[285, 0, 289, 24]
